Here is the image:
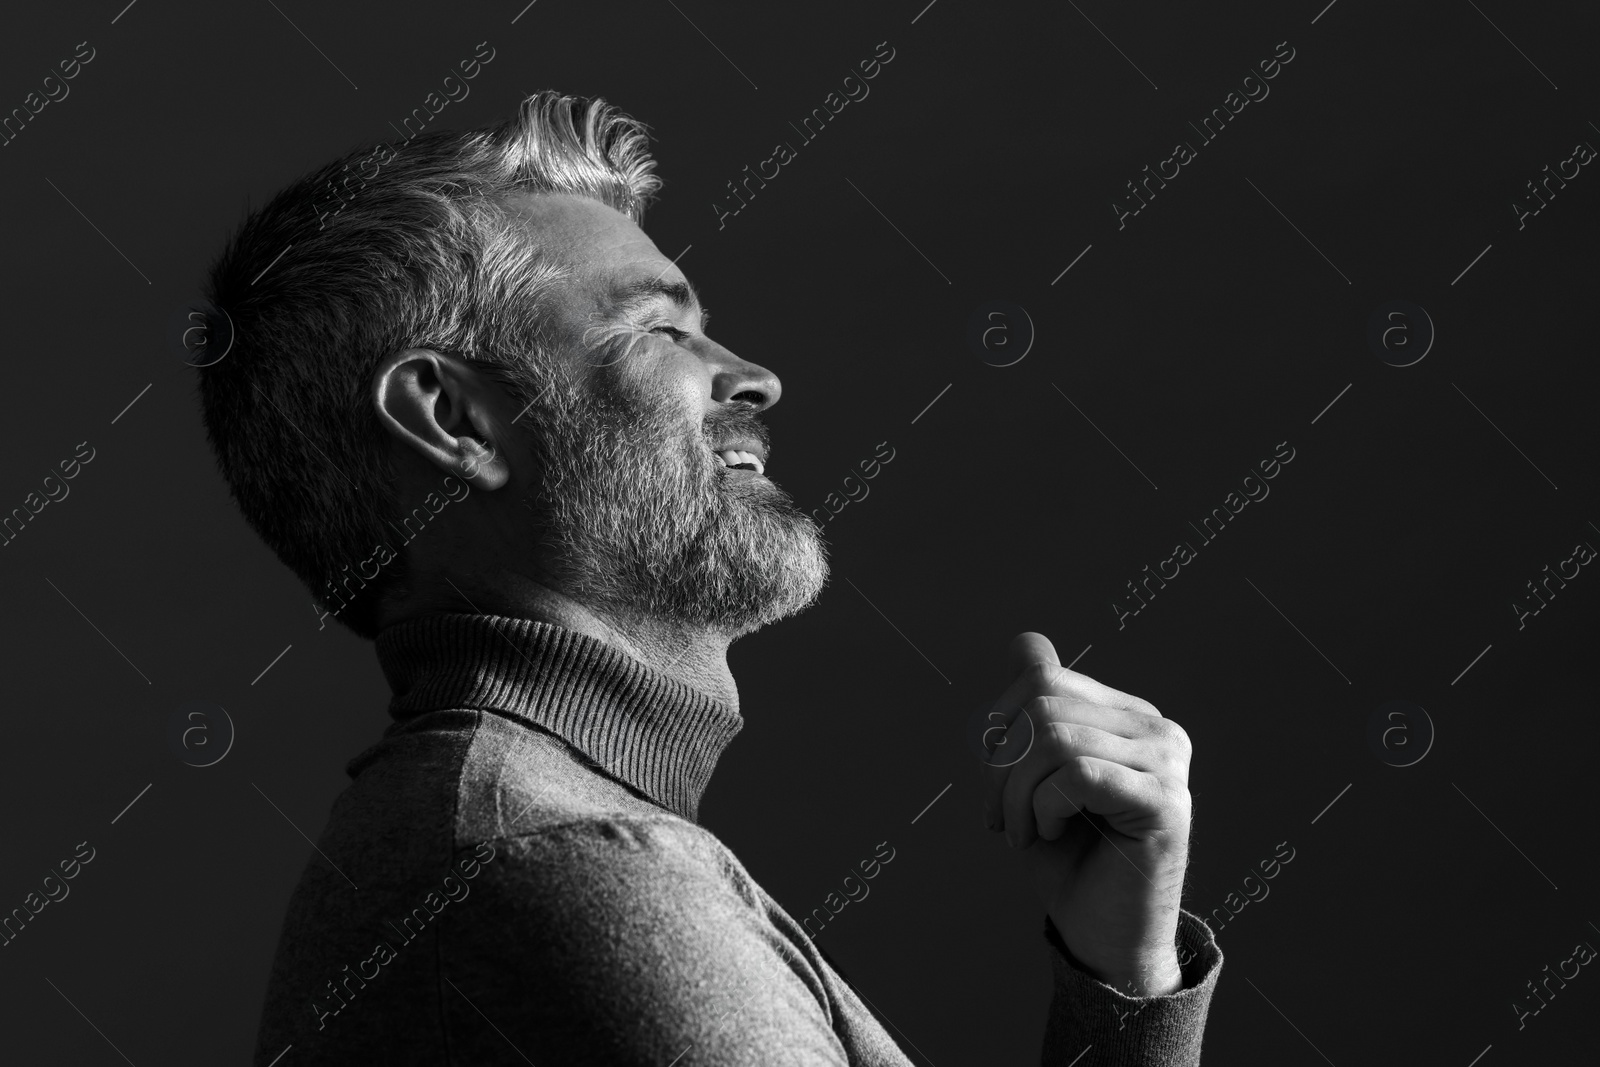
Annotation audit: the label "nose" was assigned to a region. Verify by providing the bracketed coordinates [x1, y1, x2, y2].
[704, 339, 782, 412]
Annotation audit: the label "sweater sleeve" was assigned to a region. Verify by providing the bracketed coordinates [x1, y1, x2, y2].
[1039, 909, 1223, 1066]
[435, 818, 859, 1066]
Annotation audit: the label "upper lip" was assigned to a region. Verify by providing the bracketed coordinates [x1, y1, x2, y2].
[710, 437, 767, 464]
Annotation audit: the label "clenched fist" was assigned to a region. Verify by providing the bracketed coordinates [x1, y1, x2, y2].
[979, 633, 1193, 996]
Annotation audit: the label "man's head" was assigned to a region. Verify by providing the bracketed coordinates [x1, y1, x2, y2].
[199, 92, 828, 643]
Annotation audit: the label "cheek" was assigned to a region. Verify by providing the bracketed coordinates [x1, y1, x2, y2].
[605, 341, 701, 407]
[592, 347, 714, 471]
[583, 328, 645, 373]
[647, 358, 714, 447]
[666, 351, 712, 410]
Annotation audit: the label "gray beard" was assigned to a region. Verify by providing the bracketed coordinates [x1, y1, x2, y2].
[510, 371, 830, 638]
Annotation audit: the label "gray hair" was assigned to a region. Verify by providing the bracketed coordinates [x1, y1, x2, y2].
[197, 91, 662, 639]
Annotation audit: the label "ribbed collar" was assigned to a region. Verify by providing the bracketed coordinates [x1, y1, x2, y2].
[373, 613, 744, 823]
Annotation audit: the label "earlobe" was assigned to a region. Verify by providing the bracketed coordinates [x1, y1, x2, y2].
[456, 435, 510, 490]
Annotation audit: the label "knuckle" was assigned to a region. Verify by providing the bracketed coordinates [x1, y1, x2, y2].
[1071, 755, 1099, 786]
[1022, 693, 1053, 720]
[1148, 715, 1189, 749]
[1022, 661, 1058, 691]
[1159, 780, 1194, 823]
[1044, 720, 1077, 751]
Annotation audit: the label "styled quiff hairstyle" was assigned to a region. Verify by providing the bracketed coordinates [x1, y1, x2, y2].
[198, 92, 662, 639]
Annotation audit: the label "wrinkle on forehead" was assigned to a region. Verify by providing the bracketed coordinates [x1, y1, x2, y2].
[502, 192, 647, 251]
[500, 192, 677, 311]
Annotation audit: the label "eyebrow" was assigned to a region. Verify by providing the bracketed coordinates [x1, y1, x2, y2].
[608, 277, 711, 330]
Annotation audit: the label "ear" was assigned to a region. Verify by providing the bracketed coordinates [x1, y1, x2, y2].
[372, 348, 511, 490]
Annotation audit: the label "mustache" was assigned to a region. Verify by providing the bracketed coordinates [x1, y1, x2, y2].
[701, 402, 771, 457]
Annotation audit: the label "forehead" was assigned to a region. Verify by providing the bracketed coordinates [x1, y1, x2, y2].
[500, 192, 677, 294]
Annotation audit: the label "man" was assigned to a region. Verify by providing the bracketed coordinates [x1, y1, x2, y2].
[198, 91, 1221, 1065]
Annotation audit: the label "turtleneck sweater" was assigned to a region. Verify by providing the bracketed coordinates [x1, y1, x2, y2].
[253, 612, 1222, 1065]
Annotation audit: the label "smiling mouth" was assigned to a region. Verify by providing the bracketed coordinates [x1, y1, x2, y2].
[713, 448, 765, 476]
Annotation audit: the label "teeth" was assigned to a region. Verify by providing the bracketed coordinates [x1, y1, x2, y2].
[715, 449, 765, 475]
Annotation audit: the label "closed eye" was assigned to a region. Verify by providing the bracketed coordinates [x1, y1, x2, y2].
[652, 325, 690, 342]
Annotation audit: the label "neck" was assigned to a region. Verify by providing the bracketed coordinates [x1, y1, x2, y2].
[381, 567, 740, 711]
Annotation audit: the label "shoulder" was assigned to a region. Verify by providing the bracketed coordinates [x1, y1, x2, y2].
[459, 815, 759, 928]
[436, 817, 845, 1063]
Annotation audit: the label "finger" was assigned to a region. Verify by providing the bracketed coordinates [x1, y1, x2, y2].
[1031, 756, 1172, 845]
[982, 633, 1159, 825]
[1025, 696, 1166, 740]
[984, 697, 1172, 826]
[1006, 632, 1061, 679]
[979, 631, 1058, 820]
[1001, 721, 1161, 848]
[976, 699, 1036, 768]
[980, 700, 1037, 829]
[989, 663, 1162, 738]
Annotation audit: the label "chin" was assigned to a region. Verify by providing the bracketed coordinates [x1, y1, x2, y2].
[701, 478, 832, 638]
[521, 407, 832, 637]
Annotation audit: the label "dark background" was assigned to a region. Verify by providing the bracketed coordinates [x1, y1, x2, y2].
[2, 0, 1596, 1063]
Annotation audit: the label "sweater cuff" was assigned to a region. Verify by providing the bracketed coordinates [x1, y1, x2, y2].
[1039, 910, 1223, 1066]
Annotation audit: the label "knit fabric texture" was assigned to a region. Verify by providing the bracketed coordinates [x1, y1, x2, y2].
[253, 612, 1223, 1064]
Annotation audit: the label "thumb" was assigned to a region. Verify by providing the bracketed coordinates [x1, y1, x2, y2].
[1007, 632, 1060, 678]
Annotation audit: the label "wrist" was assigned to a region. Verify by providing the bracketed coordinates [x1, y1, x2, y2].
[1098, 951, 1184, 998]
[1047, 915, 1185, 996]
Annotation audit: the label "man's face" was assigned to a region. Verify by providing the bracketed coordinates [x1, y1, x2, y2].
[495, 193, 829, 638]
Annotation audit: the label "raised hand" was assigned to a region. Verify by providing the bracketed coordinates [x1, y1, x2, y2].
[980, 632, 1193, 996]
